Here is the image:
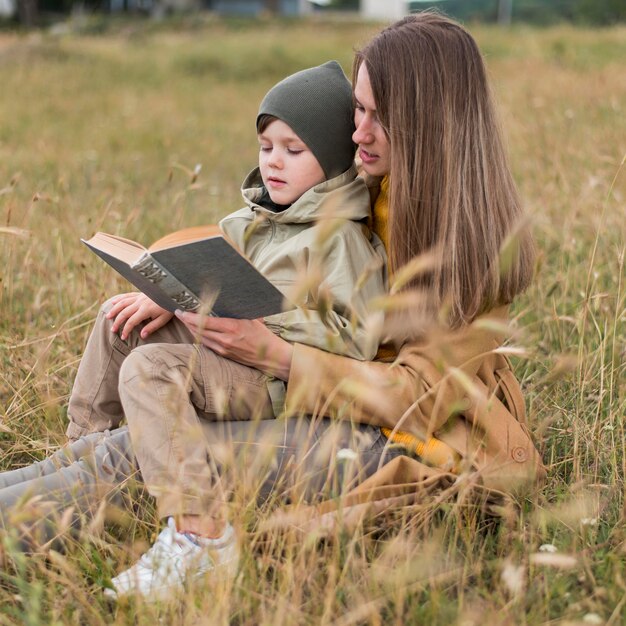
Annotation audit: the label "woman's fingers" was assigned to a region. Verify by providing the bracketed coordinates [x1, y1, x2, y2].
[174, 311, 292, 380]
[176, 311, 241, 335]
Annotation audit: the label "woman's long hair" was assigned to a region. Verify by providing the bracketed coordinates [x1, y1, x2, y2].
[354, 12, 535, 328]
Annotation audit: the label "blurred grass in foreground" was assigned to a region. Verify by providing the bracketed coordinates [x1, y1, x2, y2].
[0, 15, 624, 625]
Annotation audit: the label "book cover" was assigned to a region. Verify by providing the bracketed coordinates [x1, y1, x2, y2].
[82, 228, 289, 319]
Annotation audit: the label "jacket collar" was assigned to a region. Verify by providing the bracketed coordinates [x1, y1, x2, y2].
[240, 163, 370, 224]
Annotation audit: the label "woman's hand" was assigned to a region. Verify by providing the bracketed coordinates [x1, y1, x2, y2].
[174, 311, 293, 381]
[107, 292, 173, 341]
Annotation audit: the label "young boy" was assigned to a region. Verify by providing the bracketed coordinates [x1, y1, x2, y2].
[66, 61, 387, 599]
[66, 60, 387, 442]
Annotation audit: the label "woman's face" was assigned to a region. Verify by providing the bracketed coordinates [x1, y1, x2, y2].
[353, 64, 391, 177]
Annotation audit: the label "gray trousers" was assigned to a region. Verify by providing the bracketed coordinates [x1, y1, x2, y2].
[0, 420, 401, 549]
[0, 429, 136, 550]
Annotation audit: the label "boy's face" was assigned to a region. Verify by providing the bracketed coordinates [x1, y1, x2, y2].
[258, 119, 326, 205]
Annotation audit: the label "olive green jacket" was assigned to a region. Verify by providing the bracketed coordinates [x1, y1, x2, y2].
[220, 164, 387, 362]
[220, 164, 387, 416]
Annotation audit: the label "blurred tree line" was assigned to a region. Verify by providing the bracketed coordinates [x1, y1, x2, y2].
[9, 0, 626, 27]
[330, 0, 626, 25]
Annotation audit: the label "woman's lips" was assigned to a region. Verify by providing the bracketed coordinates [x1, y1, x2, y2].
[359, 148, 379, 164]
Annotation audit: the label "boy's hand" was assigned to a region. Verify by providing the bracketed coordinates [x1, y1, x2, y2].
[174, 311, 293, 381]
[107, 292, 173, 341]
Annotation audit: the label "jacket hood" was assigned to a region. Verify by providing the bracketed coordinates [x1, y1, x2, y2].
[240, 164, 370, 225]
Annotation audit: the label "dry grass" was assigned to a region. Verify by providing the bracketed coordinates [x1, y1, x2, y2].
[0, 15, 624, 625]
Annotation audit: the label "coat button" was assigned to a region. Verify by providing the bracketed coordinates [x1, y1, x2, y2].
[512, 447, 528, 463]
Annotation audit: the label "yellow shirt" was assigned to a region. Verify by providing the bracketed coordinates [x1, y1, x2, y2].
[369, 176, 397, 362]
[370, 175, 390, 252]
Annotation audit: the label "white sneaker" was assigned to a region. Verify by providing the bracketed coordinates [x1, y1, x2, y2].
[104, 518, 239, 601]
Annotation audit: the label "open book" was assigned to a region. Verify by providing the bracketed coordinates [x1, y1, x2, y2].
[82, 225, 289, 318]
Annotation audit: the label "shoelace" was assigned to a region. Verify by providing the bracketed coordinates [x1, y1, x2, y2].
[138, 519, 191, 569]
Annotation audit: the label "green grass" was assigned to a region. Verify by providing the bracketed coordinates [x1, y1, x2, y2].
[0, 15, 625, 625]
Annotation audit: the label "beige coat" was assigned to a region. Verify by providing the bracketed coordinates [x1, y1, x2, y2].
[284, 306, 545, 508]
[231, 168, 543, 515]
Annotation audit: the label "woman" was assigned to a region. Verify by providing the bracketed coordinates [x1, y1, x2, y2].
[0, 13, 544, 600]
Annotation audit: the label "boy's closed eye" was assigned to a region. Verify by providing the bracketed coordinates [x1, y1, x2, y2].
[258, 144, 306, 156]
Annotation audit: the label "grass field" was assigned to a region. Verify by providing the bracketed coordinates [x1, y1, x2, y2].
[0, 14, 625, 625]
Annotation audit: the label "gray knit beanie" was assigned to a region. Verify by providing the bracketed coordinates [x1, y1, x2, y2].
[256, 61, 356, 180]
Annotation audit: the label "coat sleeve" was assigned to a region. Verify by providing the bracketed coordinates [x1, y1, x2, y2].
[285, 342, 430, 431]
[285, 309, 510, 438]
[263, 222, 387, 361]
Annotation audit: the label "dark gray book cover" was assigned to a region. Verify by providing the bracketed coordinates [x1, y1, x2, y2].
[83, 236, 289, 319]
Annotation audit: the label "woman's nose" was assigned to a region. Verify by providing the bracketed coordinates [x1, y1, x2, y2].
[353, 118, 373, 145]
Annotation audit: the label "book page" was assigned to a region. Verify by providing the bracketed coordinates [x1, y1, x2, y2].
[82, 233, 147, 265]
[149, 225, 222, 251]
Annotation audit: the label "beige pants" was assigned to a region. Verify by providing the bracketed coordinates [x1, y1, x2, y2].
[1, 307, 404, 549]
[66, 298, 276, 519]
[67, 299, 275, 442]
[59, 300, 403, 524]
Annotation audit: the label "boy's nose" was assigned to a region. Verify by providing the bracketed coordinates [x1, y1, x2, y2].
[268, 152, 283, 169]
